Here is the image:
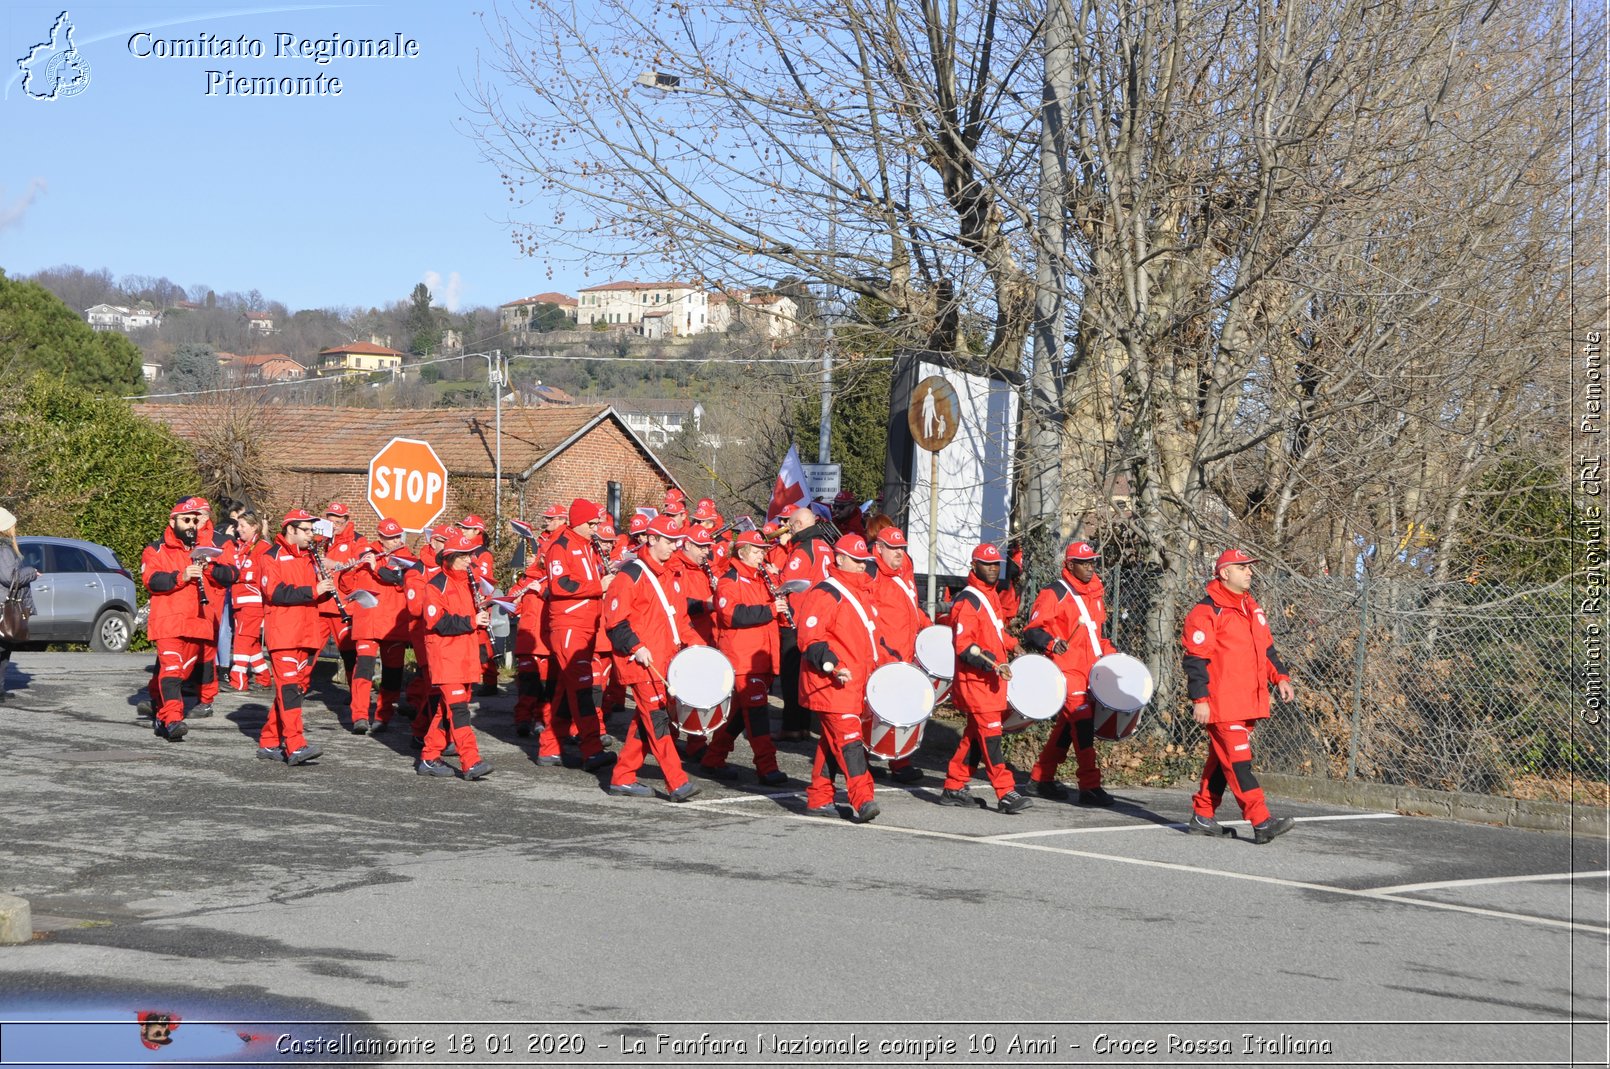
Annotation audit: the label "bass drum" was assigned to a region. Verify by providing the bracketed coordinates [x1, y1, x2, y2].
[1088, 652, 1153, 741]
[864, 662, 935, 761]
[665, 645, 735, 737]
[913, 624, 955, 704]
[1002, 653, 1066, 733]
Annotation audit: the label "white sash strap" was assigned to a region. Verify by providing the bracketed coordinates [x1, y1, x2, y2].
[824, 578, 878, 665]
[959, 587, 1005, 644]
[1059, 579, 1103, 658]
[637, 565, 681, 646]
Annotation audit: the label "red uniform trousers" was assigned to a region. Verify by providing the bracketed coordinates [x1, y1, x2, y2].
[943, 704, 1017, 798]
[1031, 688, 1102, 790]
[1192, 719, 1271, 825]
[513, 651, 554, 731]
[479, 628, 499, 688]
[260, 647, 315, 753]
[700, 671, 780, 776]
[325, 614, 356, 676]
[228, 606, 270, 689]
[806, 706, 876, 810]
[351, 639, 409, 727]
[424, 682, 484, 766]
[406, 637, 432, 712]
[610, 679, 689, 791]
[149, 637, 218, 726]
[549, 620, 606, 758]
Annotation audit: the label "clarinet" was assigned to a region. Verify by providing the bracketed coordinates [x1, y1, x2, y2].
[309, 538, 353, 627]
[760, 566, 796, 627]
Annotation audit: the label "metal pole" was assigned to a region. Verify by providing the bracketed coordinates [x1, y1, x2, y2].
[1348, 556, 1369, 780]
[926, 448, 941, 616]
[819, 149, 836, 466]
[492, 350, 503, 551]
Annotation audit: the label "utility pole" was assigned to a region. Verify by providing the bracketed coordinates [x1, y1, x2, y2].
[819, 148, 838, 466]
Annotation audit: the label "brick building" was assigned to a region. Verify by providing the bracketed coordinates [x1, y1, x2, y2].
[135, 403, 681, 538]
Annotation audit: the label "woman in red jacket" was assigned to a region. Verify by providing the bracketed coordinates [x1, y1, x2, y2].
[259, 509, 333, 765]
[1181, 549, 1297, 844]
[416, 531, 492, 779]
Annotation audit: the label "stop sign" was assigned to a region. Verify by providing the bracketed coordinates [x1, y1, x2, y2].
[367, 437, 449, 532]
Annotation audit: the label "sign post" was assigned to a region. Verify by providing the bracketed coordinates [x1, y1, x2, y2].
[367, 437, 450, 532]
[907, 375, 961, 615]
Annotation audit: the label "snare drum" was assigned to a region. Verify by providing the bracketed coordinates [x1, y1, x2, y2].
[864, 662, 935, 761]
[665, 645, 735, 737]
[913, 624, 955, 703]
[1002, 653, 1067, 733]
[1088, 652, 1153, 741]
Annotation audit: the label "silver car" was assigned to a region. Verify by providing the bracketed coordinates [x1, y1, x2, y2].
[17, 537, 139, 652]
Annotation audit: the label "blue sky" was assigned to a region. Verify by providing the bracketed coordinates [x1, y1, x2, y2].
[0, 2, 576, 312]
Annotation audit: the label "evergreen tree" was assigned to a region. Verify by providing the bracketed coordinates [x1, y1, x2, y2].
[0, 270, 144, 395]
[406, 283, 442, 355]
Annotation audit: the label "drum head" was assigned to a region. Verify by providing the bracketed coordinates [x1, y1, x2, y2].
[667, 646, 735, 707]
[914, 625, 955, 680]
[866, 663, 935, 728]
[1006, 654, 1066, 721]
[1088, 653, 1153, 713]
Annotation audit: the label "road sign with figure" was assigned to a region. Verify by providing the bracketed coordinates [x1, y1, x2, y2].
[368, 437, 449, 531]
[908, 375, 960, 452]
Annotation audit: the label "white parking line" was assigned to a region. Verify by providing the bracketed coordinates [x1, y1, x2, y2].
[981, 812, 1402, 842]
[1367, 870, 1610, 896]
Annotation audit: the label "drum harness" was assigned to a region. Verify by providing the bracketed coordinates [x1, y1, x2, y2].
[634, 562, 682, 647]
[822, 577, 880, 667]
[1057, 579, 1104, 658]
[956, 587, 1006, 660]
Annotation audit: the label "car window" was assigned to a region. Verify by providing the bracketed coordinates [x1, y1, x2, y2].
[51, 545, 96, 573]
[20, 543, 49, 573]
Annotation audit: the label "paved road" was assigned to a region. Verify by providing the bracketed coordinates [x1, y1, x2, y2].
[1, 653, 1605, 1067]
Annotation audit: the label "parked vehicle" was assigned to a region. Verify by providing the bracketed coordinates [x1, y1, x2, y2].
[16, 537, 139, 652]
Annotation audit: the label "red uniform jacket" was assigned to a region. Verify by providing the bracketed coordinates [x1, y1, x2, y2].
[951, 575, 1015, 712]
[261, 536, 327, 651]
[353, 551, 412, 643]
[1020, 570, 1117, 703]
[542, 527, 605, 641]
[508, 560, 551, 657]
[1182, 579, 1289, 723]
[676, 549, 718, 646]
[795, 567, 881, 715]
[604, 553, 701, 687]
[141, 526, 238, 642]
[228, 537, 271, 612]
[317, 521, 362, 622]
[869, 568, 930, 662]
[423, 568, 481, 686]
[716, 558, 781, 675]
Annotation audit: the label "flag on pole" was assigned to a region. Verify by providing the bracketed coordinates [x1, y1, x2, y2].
[765, 444, 811, 522]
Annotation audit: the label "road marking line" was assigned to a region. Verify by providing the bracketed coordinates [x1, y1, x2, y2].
[678, 801, 1610, 935]
[981, 812, 1402, 842]
[676, 785, 921, 809]
[1367, 870, 1610, 895]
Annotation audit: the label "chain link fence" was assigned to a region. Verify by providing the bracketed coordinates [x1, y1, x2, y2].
[1087, 567, 1604, 805]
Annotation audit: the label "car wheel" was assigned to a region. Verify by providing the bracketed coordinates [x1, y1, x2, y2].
[90, 609, 133, 653]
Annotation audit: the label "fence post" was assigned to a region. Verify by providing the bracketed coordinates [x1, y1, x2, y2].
[1347, 559, 1369, 781]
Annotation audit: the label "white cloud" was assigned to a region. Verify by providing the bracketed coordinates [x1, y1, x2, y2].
[0, 179, 47, 232]
[422, 270, 463, 312]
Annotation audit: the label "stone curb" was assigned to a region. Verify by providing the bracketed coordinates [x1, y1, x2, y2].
[1259, 773, 1607, 837]
[0, 894, 31, 945]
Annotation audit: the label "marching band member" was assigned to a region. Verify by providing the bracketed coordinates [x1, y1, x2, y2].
[349, 518, 410, 734]
[938, 544, 1032, 814]
[258, 509, 331, 765]
[778, 503, 834, 740]
[543, 499, 615, 772]
[140, 496, 238, 739]
[601, 516, 701, 801]
[867, 527, 928, 784]
[404, 525, 449, 718]
[700, 529, 788, 785]
[1182, 549, 1297, 844]
[417, 530, 492, 779]
[796, 535, 883, 823]
[317, 502, 362, 689]
[509, 553, 556, 751]
[226, 510, 273, 691]
[830, 489, 866, 541]
[1020, 540, 1119, 805]
[678, 526, 719, 647]
[455, 514, 501, 697]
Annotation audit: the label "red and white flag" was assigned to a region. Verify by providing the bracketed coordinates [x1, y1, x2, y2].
[765, 444, 810, 522]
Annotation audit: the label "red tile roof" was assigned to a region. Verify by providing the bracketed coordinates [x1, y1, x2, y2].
[502, 292, 577, 308]
[134, 402, 672, 481]
[577, 280, 701, 293]
[227, 353, 299, 367]
[318, 342, 405, 357]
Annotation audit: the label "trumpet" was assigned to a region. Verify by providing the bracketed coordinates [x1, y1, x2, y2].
[308, 538, 352, 627]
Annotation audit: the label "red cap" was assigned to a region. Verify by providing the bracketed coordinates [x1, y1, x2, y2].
[696, 497, 716, 511]
[543, 503, 567, 519]
[1065, 540, 1099, 562]
[430, 525, 452, 542]
[685, 526, 714, 547]
[376, 518, 405, 538]
[665, 487, 686, 502]
[1214, 548, 1260, 573]
[662, 501, 687, 517]
[597, 521, 618, 539]
[734, 530, 766, 548]
[777, 503, 803, 520]
[761, 522, 781, 538]
[833, 489, 856, 505]
[833, 535, 874, 561]
[457, 514, 486, 532]
[971, 543, 1004, 564]
[874, 527, 908, 549]
[646, 516, 686, 541]
[628, 513, 651, 535]
[325, 502, 350, 517]
[691, 503, 719, 522]
[281, 508, 314, 528]
[569, 498, 603, 527]
[171, 496, 208, 516]
[442, 530, 479, 556]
